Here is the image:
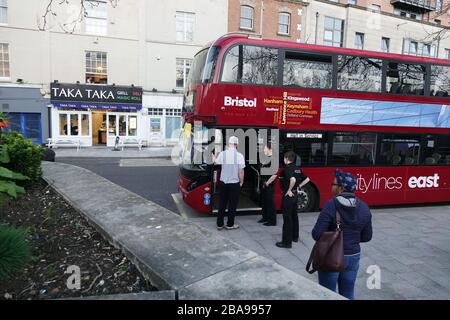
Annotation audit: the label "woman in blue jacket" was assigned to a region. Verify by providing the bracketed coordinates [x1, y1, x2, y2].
[311, 169, 373, 300]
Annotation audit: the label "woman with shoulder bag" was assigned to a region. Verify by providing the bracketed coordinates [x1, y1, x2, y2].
[310, 169, 373, 300]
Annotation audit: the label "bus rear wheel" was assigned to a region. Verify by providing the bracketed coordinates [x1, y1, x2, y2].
[297, 184, 316, 213]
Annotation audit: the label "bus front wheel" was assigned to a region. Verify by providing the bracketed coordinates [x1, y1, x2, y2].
[297, 184, 316, 213]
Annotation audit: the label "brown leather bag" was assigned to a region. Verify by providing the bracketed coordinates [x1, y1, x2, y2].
[306, 205, 344, 274]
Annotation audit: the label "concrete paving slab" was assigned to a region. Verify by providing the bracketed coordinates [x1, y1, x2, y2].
[178, 256, 344, 300]
[42, 161, 343, 300]
[71, 290, 176, 300]
[53, 146, 173, 158]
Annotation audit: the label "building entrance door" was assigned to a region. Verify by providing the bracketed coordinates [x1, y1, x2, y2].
[149, 117, 163, 146]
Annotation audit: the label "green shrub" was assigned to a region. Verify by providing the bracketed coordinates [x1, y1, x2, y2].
[0, 145, 28, 198]
[0, 225, 31, 281]
[3, 132, 43, 182]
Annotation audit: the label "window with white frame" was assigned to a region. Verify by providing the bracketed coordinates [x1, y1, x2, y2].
[436, 0, 442, 13]
[355, 32, 364, 50]
[278, 12, 291, 35]
[348, 0, 357, 5]
[371, 4, 381, 12]
[394, 9, 421, 20]
[0, 43, 9, 78]
[445, 49, 450, 59]
[86, 51, 107, 84]
[381, 37, 390, 53]
[148, 108, 164, 116]
[240, 5, 254, 30]
[0, 0, 7, 24]
[85, 0, 107, 35]
[58, 112, 90, 137]
[176, 58, 192, 88]
[176, 11, 195, 42]
[166, 108, 182, 116]
[403, 39, 436, 57]
[324, 17, 344, 47]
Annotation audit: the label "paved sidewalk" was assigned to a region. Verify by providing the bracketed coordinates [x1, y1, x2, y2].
[52, 146, 174, 158]
[42, 161, 343, 300]
[191, 207, 450, 300]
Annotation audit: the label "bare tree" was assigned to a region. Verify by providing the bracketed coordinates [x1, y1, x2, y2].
[39, 0, 119, 33]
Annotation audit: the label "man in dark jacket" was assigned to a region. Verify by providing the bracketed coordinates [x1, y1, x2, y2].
[311, 169, 372, 300]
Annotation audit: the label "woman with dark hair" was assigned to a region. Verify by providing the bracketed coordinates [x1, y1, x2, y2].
[311, 169, 373, 300]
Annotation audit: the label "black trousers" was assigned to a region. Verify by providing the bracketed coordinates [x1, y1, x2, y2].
[217, 182, 240, 227]
[261, 184, 276, 225]
[281, 194, 299, 246]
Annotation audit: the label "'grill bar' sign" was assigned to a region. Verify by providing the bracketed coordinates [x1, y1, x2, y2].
[50, 83, 143, 111]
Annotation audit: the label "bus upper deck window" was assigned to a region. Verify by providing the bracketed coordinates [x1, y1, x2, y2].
[430, 65, 450, 97]
[283, 52, 332, 89]
[221, 45, 278, 85]
[387, 62, 425, 95]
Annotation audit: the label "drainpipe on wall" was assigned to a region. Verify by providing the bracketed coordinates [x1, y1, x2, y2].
[315, 12, 319, 45]
[260, 0, 264, 36]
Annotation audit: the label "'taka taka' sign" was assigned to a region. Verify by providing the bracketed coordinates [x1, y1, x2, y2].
[50, 83, 142, 111]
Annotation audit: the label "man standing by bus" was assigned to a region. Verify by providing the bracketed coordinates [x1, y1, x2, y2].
[213, 136, 245, 230]
[259, 143, 278, 226]
[276, 151, 309, 248]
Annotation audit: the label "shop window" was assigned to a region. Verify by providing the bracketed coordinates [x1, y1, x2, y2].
[221, 45, 278, 85]
[338, 55, 382, 92]
[378, 134, 420, 165]
[86, 51, 107, 84]
[59, 114, 68, 136]
[108, 114, 116, 136]
[283, 52, 332, 89]
[119, 115, 126, 136]
[148, 108, 164, 116]
[70, 114, 79, 136]
[81, 114, 90, 136]
[128, 115, 137, 136]
[165, 116, 182, 140]
[331, 133, 376, 166]
[166, 108, 182, 116]
[4, 112, 42, 144]
[59, 113, 90, 137]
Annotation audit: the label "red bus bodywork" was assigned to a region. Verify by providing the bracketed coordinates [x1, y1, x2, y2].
[179, 34, 450, 214]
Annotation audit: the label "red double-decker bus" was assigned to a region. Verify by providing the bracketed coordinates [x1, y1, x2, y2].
[178, 34, 450, 214]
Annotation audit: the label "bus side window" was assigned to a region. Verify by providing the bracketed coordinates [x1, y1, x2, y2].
[430, 65, 450, 98]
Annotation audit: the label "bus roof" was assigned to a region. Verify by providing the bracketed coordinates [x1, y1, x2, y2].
[210, 33, 450, 66]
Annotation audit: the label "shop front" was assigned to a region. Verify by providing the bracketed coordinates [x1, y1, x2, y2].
[50, 83, 143, 147]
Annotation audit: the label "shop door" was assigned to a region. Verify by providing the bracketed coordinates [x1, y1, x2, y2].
[149, 117, 163, 145]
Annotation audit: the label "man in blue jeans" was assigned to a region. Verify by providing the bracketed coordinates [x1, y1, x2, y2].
[311, 169, 372, 300]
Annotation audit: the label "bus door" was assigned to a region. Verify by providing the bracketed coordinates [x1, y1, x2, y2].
[210, 128, 263, 214]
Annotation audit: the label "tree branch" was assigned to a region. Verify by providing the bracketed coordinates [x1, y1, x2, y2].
[39, 0, 119, 33]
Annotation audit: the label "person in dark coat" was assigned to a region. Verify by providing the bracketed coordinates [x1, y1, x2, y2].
[258, 143, 278, 226]
[311, 169, 372, 300]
